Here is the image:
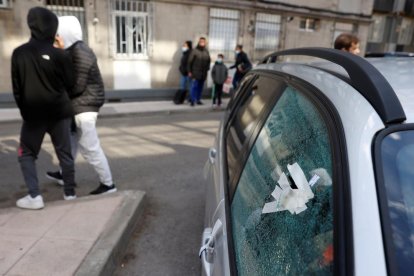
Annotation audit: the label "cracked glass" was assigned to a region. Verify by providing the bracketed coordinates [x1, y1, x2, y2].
[231, 86, 334, 275]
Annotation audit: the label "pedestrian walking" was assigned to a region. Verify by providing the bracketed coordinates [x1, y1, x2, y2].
[188, 37, 211, 106]
[46, 16, 116, 195]
[334, 33, 360, 55]
[211, 54, 228, 108]
[230, 44, 252, 89]
[11, 7, 77, 209]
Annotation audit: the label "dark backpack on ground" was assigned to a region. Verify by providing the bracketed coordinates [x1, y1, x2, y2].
[173, 89, 187, 104]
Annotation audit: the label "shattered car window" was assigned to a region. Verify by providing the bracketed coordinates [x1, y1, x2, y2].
[231, 86, 334, 275]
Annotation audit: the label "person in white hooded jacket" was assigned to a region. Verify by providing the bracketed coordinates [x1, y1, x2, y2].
[47, 16, 116, 195]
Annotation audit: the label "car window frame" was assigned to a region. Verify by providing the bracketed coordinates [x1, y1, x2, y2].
[224, 72, 288, 200]
[373, 123, 414, 276]
[222, 70, 353, 276]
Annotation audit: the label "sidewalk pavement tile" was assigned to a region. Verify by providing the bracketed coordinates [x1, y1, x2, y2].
[0, 193, 127, 276]
[45, 196, 123, 242]
[6, 238, 93, 276]
[0, 235, 38, 275]
[0, 205, 72, 237]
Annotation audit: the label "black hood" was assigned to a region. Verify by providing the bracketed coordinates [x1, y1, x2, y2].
[27, 7, 58, 43]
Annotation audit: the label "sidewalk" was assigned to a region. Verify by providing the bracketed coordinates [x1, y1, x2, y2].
[0, 191, 145, 276]
[0, 99, 228, 123]
[0, 99, 224, 275]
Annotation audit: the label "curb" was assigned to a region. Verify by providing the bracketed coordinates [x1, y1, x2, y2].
[0, 101, 227, 124]
[75, 190, 146, 276]
[99, 105, 225, 119]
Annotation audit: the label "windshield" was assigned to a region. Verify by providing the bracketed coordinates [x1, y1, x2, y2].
[377, 129, 414, 275]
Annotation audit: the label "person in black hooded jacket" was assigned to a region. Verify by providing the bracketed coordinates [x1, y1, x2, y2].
[46, 15, 116, 195]
[11, 7, 77, 209]
[178, 40, 193, 95]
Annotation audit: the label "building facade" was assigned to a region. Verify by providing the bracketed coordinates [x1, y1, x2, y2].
[367, 0, 414, 53]
[0, 0, 374, 94]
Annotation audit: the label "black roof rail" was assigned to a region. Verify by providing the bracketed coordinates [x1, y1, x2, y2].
[260, 47, 406, 125]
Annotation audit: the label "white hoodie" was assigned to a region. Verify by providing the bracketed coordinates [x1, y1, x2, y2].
[57, 16, 83, 49]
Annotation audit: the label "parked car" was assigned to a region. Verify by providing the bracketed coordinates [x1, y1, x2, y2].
[200, 47, 414, 276]
[365, 51, 414, 57]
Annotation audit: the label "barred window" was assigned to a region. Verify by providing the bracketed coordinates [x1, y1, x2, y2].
[111, 0, 153, 59]
[46, 0, 87, 42]
[254, 13, 281, 50]
[398, 18, 414, 45]
[0, 0, 8, 8]
[299, 18, 319, 32]
[209, 8, 239, 60]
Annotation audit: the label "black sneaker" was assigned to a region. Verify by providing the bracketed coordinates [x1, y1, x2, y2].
[197, 101, 204, 105]
[63, 189, 77, 200]
[46, 171, 64, 186]
[89, 183, 117, 195]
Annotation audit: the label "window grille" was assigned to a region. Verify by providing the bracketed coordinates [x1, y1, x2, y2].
[111, 0, 153, 59]
[299, 18, 319, 32]
[368, 15, 390, 43]
[254, 13, 281, 50]
[209, 8, 240, 60]
[397, 18, 414, 45]
[0, 0, 8, 8]
[46, 0, 87, 42]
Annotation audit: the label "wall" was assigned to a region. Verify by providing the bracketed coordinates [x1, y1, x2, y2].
[86, 0, 114, 90]
[150, 2, 209, 88]
[0, 0, 43, 93]
[0, 0, 375, 94]
[284, 17, 334, 50]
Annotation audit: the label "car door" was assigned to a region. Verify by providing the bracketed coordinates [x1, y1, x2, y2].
[228, 76, 351, 275]
[201, 73, 287, 275]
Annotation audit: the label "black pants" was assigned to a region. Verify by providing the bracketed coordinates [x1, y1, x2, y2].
[18, 118, 75, 197]
[213, 84, 223, 105]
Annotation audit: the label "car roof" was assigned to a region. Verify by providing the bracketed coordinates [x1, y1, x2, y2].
[367, 58, 414, 123]
[256, 48, 414, 124]
[309, 58, 414, 123]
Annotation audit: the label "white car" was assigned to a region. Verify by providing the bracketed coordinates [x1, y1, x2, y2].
[200, 47, 414, 276]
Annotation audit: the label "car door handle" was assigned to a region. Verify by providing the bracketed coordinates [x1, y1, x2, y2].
[199, 219, 223, 275]
[208, 147, 217, 165]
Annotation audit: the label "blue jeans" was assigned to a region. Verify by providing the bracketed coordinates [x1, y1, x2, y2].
[190, 79, 204, 103]
[180, 75, 192, 91]
[232, 72, 243, 89]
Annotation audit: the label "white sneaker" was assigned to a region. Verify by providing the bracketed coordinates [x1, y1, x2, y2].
[63, 194, 77, 201]
[16, 195, 44, 210]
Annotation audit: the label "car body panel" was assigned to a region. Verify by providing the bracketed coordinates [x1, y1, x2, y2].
[202, 57, 414, 276]
[368, 59, 414, 123]
[256, 63, 387, 276]
[202, 119, 231, 275]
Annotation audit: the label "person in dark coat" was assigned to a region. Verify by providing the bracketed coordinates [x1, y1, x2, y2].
[187, 37, 211, 106]
[179, 40, 193, 93]
[211, 54, 228, 108]
[230, 44, 252, 89]
[11, 7, 77, 209]
[47, 16, 116, 195]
